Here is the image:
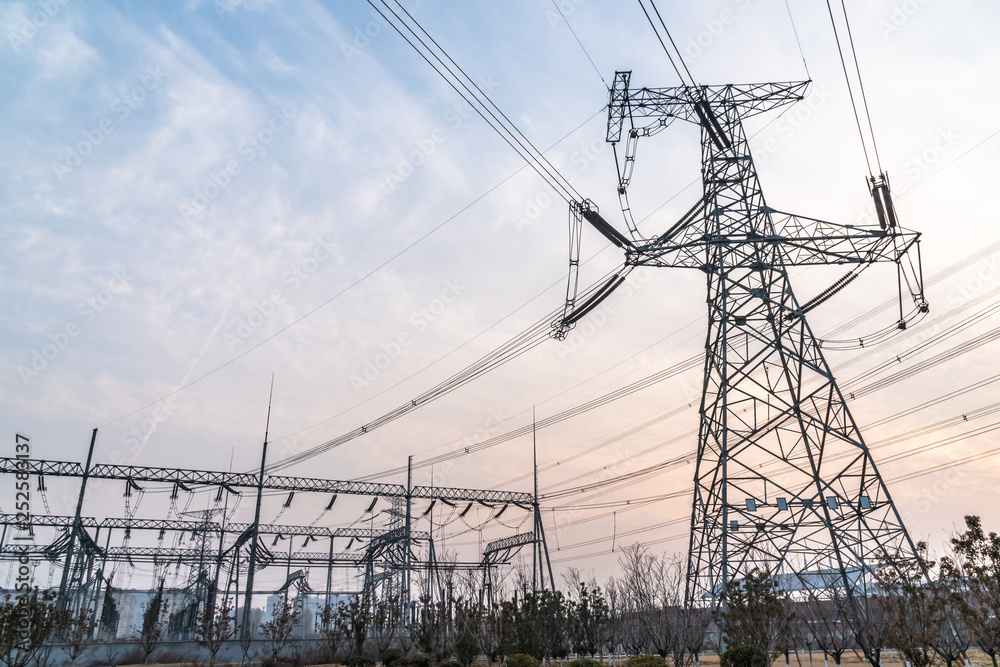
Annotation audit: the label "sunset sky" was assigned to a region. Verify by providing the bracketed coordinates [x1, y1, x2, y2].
[2, 0, 999, 592]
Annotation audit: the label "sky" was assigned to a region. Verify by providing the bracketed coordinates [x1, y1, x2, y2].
[2, 0, 1000, 594]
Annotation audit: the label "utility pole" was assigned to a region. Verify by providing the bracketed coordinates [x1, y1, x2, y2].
[532, 407, 539, 592]
[58, 428, 97, 612]
[241, 376, 274, 641]
[404, 455, 412, 616]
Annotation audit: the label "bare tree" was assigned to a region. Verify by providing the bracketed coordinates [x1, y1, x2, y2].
[800, 600, 851, 667]
[134, 585, 168, 665]
[195, 597, 236, 666]
[61, 608, 94, 663]
[474, 603, 504, 666]
[260, 598, 301, 662]
[841, 592, 889, 667]
[318, 601, 347, 663]
[372, 598, 403, 661]
[878, 545, 936, 667]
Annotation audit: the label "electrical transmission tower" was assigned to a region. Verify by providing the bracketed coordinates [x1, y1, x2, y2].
[565, 71, 928, 609]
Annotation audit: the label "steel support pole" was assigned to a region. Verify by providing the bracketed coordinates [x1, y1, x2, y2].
[58, 427, 97, 612]
[404, 455, 412, 614]
[242, 378, 273, 640]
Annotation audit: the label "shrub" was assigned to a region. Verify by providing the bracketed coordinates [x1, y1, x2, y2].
[406, 652, 433, 667]
[439, 661, 465, 667]
[382, 647, 406, 664]
[506, 654, 542, 667]
[628, 656, 668, 667]
[570, 659, 603, 667]
[348, 656, 377, 667]
[721, 645, 768, 667]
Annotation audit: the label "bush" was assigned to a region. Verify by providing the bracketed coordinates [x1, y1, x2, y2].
[382, 648, 406, 664]
[506, 654, 542, 667]
[407, 652, 434, 667]
[570, 660, 603, 667]
[721, 645, 768, 667]
[439, 661, 464, 667]
[348, 656, 377, 667]
[628, 656, 667, 667]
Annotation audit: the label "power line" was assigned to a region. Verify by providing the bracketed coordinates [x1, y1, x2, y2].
[549, 0, 608, 88]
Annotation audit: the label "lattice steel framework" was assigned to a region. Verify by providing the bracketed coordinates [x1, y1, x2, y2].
[603, 73, 926, 609]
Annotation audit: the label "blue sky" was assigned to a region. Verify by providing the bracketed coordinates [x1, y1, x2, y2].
[2, 0, 1000, 589]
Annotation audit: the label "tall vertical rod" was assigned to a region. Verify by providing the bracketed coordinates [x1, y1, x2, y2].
[241, 375, 274, 640]
[532, 407, 540, 592]
[58, 427, 98, 612]
[325, 536, 334, 609]
[404, 455, 413, 616]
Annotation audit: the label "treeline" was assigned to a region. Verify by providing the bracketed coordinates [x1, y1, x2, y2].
[2, 515, 998, 667]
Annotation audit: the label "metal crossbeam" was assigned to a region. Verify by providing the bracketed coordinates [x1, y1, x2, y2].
[484, 531, 536, 555]
[411, 485, 534, 505]
[0, 459, 531, 503]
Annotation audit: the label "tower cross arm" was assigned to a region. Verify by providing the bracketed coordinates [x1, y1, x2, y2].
[768, 209, 920, 266]
[626, 209, 919, 269]
[615, 80, 810, 133]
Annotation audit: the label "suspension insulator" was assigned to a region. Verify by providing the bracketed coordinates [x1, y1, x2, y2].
[581, 207, 633, 249]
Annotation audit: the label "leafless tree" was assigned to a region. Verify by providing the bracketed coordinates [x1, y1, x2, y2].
[195, 597, 236, 666]
[800, 600, 851, 667]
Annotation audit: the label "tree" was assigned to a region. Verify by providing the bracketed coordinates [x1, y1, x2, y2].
[340, 593, 372, 660]
[473, 603, 504, 666]
[0, 589, 62, 667]
[453, 602, 481, 667]
[195, 598, 237, 666]
[945, 515, 1000, 667]
[319, 601, 347, 663]
[135, 584, 168, 665]
[800, 600, 851, 666]
[61, 607, 94, 663]
[842, 593, 890, 667]
[411, 599, 457, 662]
[718, 569, 792, 660]
[371, 599, 402, 662]
[878, 544, 936, 667]
[260, 598, 301, 662]
[568, 582, 612, 658]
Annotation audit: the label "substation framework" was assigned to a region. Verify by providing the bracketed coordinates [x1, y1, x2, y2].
[0, 445, 554, 638]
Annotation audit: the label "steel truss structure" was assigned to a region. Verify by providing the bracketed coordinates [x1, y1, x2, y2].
[593, 72, 927, 609]
[0, 448, 552, 639]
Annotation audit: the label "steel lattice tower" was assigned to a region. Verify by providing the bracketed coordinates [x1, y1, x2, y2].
[598, 73, 927, 608]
